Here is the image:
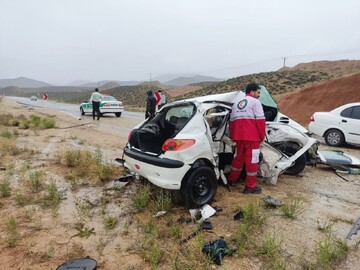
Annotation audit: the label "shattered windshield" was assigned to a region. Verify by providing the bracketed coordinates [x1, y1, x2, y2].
[259, 85, 277, 109]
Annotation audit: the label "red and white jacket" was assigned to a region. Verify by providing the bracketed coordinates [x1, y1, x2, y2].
[229, 93, 266, 142]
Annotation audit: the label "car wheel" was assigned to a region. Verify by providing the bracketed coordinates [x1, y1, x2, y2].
[80, 107, 85, 115]
[324, 129, 344, 147]
[115, 112, 122, 117]
[181, 166, 217, 208]
[274, 142, 307, 175]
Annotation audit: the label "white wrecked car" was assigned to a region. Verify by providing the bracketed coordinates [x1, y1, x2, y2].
[122, 85, 318, 207]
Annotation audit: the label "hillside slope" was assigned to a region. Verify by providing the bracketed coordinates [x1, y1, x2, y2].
[277, 72, 360, 127]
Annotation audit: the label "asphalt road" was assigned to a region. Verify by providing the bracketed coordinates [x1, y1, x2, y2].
[7, 96, 143, 120]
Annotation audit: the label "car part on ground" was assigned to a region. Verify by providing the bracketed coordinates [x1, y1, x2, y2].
[56, 257, 97, 270]
[80, 95, 124, 117]
[262, 195, 283, 207]
[346, 216, 360, 240]
[122, 86, 318, 207]
[316, 150, 360, 170]
[309, 102, 360, 147]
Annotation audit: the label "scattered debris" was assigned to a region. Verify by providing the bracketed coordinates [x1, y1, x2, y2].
[262, 195, 283, 207]
[213, 206, 223, 212]
[334, 170, 349, 182]
[317, 150, 360, 170]
[189, 204, 216, 223]
[114, 174, 134, 187]
[202, 237, 237, 265]
[56, 256, 97, 270]
[179, 221, 213, 245]
[233, 209, 245, 221]
[346, 216, 360, 240]
[153, 211, 167, 218]
[115, 158, 125, 164]
[176, 217, 192, 224]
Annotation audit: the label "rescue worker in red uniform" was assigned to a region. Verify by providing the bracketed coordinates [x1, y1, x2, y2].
[227, 83, 266, 194]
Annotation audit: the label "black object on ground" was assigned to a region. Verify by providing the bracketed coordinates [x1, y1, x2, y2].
[213, 206, 223, 212]
[202, 237, 237, 265]
[115, 174, 134, 183]
[234, 209, 244, 221]
[177, 216, 192, 224]
[56, 256, 97, 270]
[179, 221, 213, 245]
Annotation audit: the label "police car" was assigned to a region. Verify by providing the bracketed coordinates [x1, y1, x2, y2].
[80, 95, 124, 117]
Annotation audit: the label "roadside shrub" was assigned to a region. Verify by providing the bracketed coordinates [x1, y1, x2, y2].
[28, 170, 44, 193]
[0, 129, 12, 139]
[152, 189, 172, 213]
[21, 119, 30, 129]
[64, 149, 81, 167]
[42, 179, 62, 216]
[30, 115, 41, 128]
[0, 173, 12, 197]
[42, 118, 56, 128]
[131, 184, 151, 212]
[4, 216, 19, 247]
[97, 163, 115, 181]
[316, 236, 349, 269]
[0, 138, 20, 156]
[103, 216, 118, 230]
[280, 197, 304, 219]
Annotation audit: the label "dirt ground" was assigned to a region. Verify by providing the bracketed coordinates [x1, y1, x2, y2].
[0, 97, 360, 270]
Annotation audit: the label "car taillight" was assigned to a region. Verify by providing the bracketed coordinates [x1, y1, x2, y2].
[104, 103, 110, 107]
[128, 129, 133, 141]
[310, 115, 314, 122]
[162, 139, 196, 152]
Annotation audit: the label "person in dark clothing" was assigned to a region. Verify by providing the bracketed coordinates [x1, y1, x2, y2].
[145, 90, 156, 119]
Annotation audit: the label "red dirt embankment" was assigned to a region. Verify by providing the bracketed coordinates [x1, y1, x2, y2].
[277, 72, 360, 127]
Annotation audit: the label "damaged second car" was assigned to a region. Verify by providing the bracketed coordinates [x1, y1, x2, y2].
[121, 85, 318, 208]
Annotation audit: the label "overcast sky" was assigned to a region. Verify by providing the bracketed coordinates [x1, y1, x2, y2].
[1, 0, 360, 84]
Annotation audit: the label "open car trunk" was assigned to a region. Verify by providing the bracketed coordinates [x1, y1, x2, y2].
[128, 102, 197, 154]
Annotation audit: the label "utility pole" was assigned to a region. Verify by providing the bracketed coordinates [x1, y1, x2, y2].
[149, 73, 152, 88]
[282, 57, 287, 67]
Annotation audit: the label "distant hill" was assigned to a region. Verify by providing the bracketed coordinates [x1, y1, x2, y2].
[177, 60, 360, 100]
[164, 75, 224, 86]
[152, 73, 193, 82]
[277, 72, 360, 126]
[0, 77, 52, 88]
[66, 80, 92, 86]
[81, 80, 143, 87]
[279, 59, 360, 77]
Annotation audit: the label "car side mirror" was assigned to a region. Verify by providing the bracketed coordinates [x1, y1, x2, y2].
[279, 116, 289, 124]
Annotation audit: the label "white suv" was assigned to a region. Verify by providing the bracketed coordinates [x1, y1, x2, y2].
[122, 85, 318, 207]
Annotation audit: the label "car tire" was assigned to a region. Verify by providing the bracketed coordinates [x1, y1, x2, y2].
[181, 166, 217, 208]
[274, 142, 307, 175]
[115, 112, 122, 117]
[80, 107, 85, 115]
[324, 129, 344, 147]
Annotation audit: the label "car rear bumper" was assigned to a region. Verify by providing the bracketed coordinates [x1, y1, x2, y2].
[100, 108, 124, 113]
[123, 147, 189, 190]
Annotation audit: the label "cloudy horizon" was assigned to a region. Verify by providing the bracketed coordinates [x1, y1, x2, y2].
[1, 0, 359, 85]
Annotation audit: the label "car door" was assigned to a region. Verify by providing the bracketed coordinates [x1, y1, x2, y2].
[341, 105, 360, 144]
